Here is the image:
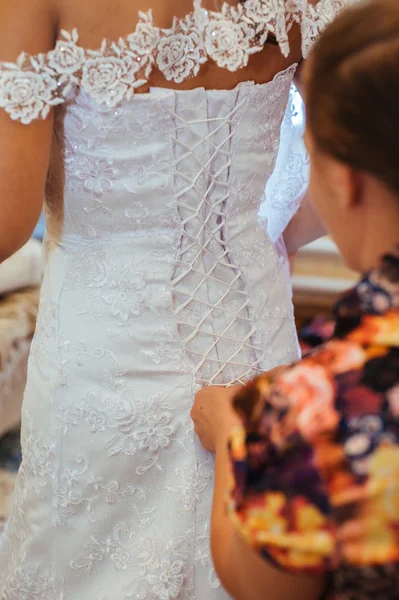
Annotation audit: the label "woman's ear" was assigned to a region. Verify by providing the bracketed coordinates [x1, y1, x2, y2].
[330, 161, 363, 211]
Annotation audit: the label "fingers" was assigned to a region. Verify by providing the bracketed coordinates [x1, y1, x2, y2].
[266, 365, 287, 381]
[194, 385, 242, 404]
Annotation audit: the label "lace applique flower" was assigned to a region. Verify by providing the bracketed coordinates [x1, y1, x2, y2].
[204, 4, 256, 71]
[81, 32, 151, 106]
[243, 0, 295, 55]
[81, 56, 132, 107]
[127, 10, 160, 77]
[249, 1, 275, 36]
[157, 16, 206, 83]
[128, 11, 159, 56]
[48, 29, 85, 77]
[0, 66, 61, 124]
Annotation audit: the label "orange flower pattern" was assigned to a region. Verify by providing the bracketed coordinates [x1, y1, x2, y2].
[229, 251, 399, 599]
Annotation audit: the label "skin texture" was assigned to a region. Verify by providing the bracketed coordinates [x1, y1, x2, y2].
[0, 0, 305, 263]
[0, 0, 56, 261]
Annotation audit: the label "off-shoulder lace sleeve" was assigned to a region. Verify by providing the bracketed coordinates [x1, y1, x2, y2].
[0, 1, 358, 124]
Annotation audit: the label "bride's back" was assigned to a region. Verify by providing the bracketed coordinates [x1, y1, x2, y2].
[0, 0, 310, 265]
[60, 0, 302, 82]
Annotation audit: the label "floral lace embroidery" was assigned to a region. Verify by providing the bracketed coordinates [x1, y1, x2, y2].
[0, 0, 357, 123]
[157, 15, 207, 84]
[0, 35, 330, 599]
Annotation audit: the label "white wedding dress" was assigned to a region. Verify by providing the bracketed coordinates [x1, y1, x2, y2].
[0, 1, 354, 598]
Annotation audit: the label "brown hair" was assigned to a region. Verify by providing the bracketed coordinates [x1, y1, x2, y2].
[306, 0, 399, 194]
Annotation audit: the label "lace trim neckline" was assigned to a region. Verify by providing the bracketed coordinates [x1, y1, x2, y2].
[0, 0, 353, 124]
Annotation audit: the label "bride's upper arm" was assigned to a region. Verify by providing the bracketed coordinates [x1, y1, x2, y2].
[0, 0, 57, 262]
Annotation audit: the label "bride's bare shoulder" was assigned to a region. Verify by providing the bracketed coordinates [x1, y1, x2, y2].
[0, 0, 56, 59]
[55, 0, 193, 45]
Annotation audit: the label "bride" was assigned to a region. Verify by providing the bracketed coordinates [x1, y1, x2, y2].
[0, 1, 355, 598]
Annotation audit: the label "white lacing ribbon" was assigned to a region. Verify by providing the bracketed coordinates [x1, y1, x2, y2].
[171, 101, 264, 386]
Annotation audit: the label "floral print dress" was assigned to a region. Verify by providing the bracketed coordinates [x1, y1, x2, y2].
[229, 251, 399, 599]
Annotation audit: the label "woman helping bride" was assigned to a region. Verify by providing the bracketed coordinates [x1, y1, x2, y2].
[0, 1, 355, 598]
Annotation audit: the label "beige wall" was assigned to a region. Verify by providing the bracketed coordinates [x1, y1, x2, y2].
[293, 237, 357, 323]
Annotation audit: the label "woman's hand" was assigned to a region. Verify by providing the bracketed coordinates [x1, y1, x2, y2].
[191, 386, 241, 453]
[192, 366, 288, 452]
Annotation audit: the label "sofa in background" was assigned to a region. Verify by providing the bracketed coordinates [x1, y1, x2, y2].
[0, 240, 42, 437]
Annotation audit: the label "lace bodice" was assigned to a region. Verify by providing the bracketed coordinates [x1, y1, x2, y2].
[0, 0, 355, 124]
